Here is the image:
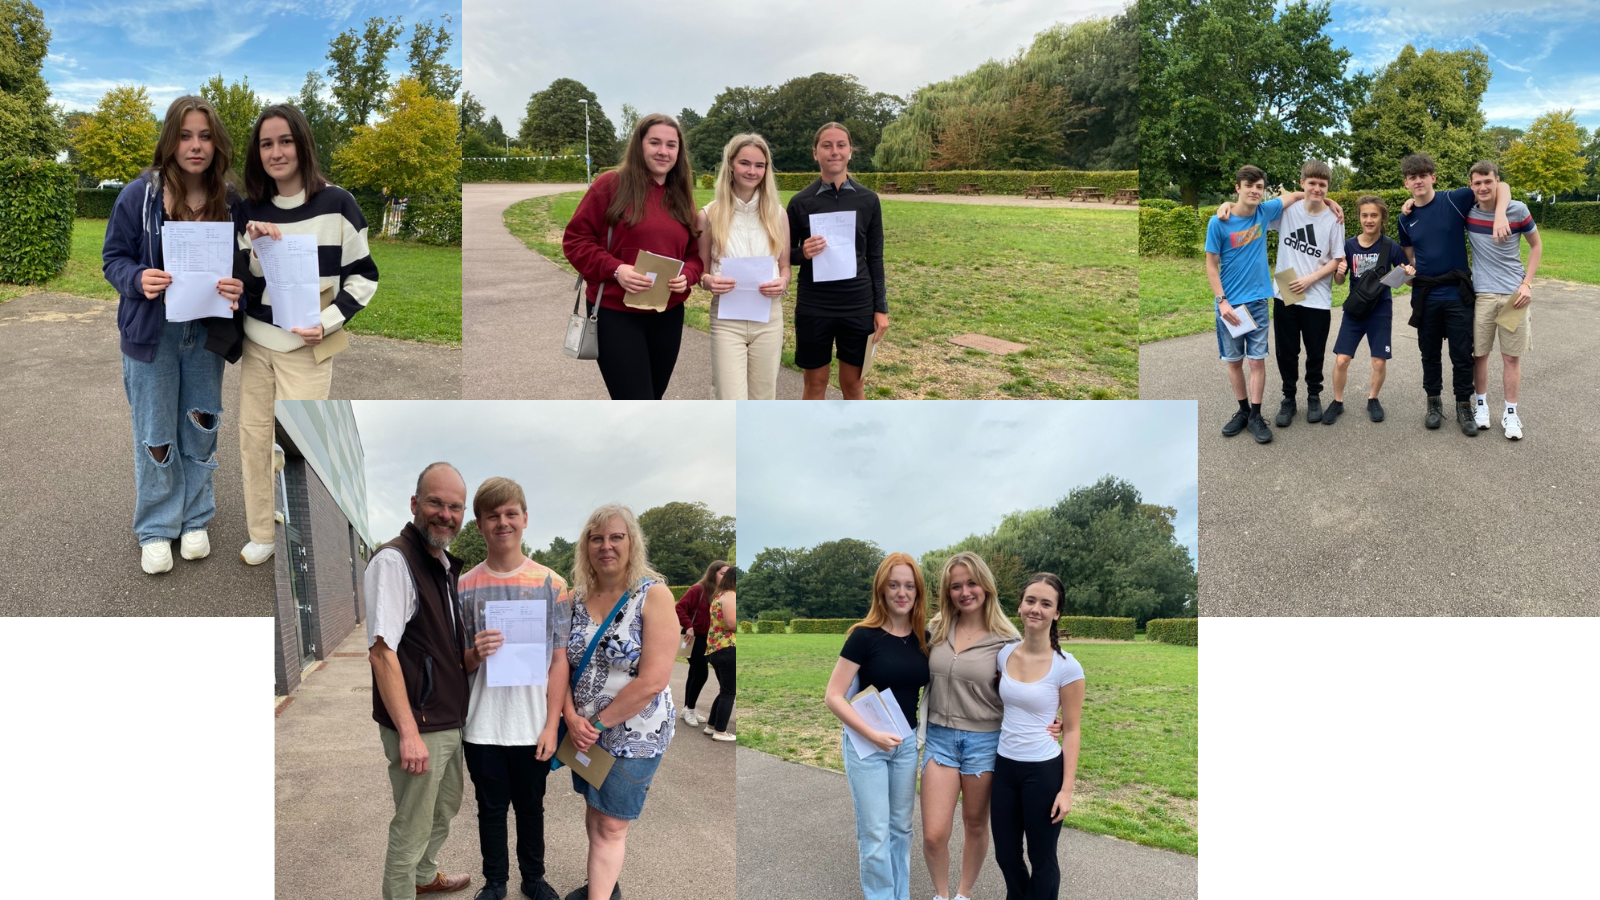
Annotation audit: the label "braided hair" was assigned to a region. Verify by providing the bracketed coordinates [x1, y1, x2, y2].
[1023, 572, 1068, 658]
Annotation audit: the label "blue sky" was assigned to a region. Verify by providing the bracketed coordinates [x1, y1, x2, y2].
[737, 401, 1199, 568]
[1327, 0, 1600, 132]
[36, 1, 461, 113]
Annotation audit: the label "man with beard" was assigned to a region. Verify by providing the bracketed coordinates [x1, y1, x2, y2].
[366, 461, 475, 898]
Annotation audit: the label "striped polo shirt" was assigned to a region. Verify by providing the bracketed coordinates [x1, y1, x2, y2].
[1466, 198, 1537, 295]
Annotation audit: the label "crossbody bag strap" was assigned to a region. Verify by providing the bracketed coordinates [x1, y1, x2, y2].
[571, 225, 615, 321]
[551, 584, 634, 771]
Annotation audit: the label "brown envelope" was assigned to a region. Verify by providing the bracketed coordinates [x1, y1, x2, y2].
[1274, 268, 1307, 305]
[556, 733, 616, 789]
[626, 252, 684, 312]
[1493, 296, 1528, 332]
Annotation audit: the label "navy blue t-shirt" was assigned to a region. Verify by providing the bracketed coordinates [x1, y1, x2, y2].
[1397, 187, 1474, 301]
[1343, 234, 1402, 317]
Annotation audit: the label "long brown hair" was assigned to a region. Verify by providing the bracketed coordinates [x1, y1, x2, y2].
[848, 552, 929, 656]
[150, 95, 234, 222]
[244, 103, 329, 204]
[694, 559, 729, 600]
[607, 112, 696, 232]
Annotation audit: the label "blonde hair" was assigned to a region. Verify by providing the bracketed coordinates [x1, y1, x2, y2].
[472, 476, 527, 523]
[571, 503, 663, 600]
[848, 552, 929, 656]
[928, 551, 1019, 646]
[705, 133, 785, 260]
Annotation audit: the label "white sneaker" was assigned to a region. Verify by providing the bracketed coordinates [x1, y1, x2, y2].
[240, 541, 275, 566]
[141, 541, 173, 574]
[704, 726, 715, 735]
[711, 731, 737, 742]
[683, 710, 701, 727]
[1503, 410, 1523, 440]
[180, 529, 210, 560]
[1474, 400, 1490, 430]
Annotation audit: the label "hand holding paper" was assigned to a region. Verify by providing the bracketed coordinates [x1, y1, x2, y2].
[716, 256, 775, 322]
[160, 222, 235, 321]
[1223, 303, 1258, 338]
[253, 233, 322, 332]
[809, 211, 857, 282]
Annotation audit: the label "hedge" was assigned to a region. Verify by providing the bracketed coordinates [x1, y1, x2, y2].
[790, 618, 855, 634]
[1146, 618, 1198, 646]
[668, 585, 691, 601]
[0, 157, 76, 284]
[398, 195, 462, 245]
[463, 156, 590, 183]
[1138, 198, 1179, 210]
[77, 187, 121, 218]
[1532, 201, 1600, 234]
[754, 619, 786, 634]
[773, 169, 1139, 194]
[350, 189, 387, 234]
[756, 609, 792, 622]
[737, 620, 754, 633]
[1140, 189, 1417, 259]
[1005, 616, 1136, 640]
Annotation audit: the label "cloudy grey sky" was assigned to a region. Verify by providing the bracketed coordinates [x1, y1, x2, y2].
[352, 401, 735, 556]
[737, 401, 1199, 564]
[464, 0, 1126, 135]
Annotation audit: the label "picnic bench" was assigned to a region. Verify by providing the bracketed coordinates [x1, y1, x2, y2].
[1068, 186, 1106, 202]
[1112, 188, 1139, 205]
[957, 183, 982, 196]
[1023, 185, 1056, 199]
[880, 181, 900, 194]
[915, 182, 938, 194]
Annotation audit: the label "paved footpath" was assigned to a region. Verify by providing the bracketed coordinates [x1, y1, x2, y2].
[277, 629, 735, 900]
[1138, 279, 1600, 614]
[0, 292, 458, 616]
[738, 746, 1196, 900]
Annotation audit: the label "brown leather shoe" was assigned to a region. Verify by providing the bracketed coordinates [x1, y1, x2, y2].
[416, 872, 472, 894]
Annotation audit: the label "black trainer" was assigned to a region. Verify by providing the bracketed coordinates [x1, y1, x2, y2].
[564, 885, 621, 900]
[1222, 408, 1250, 437]
[476, 884, 507, 900]
[1456, 401, 1480, 436]
[1322, 400, 1343, 425]
[522, 880, 560, 900]
[1247, 413, 1273, 443]
[1306, 394, 1323, 423]
[1368, 398, 1385, 422]
[1275, 396, 1296, 427]
[1424, 396, 1443, 429]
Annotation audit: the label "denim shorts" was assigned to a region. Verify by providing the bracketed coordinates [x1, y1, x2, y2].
[572, 752, 663, 820]
[922, 723, 1000, 776]
[1216, 298, 1271, 362]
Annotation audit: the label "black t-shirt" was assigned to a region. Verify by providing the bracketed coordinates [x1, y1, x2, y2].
[840, 626, 930, 728]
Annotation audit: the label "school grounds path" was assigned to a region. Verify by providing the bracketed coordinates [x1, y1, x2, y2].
[880, 193, 1140, 210]
[737, 746, 1196, 900]
[1137, 278, 1600, 614]
[276, 628, 735, 900]
[464, 182, 832, 399]
[0, 291, 457, 617]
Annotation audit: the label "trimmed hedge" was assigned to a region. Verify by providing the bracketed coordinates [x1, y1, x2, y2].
[754, 619, 786, 634]
[668, 585, 691, 601]
[790, 618, 855, 634]
[1006, 615, 1136, 640]
[1146, 618, 1198, 646]
[737, 620, 754, 633]
[1532, 201, 1600, 234]
[350, 189, 387, 234]
[399, 196, 463, 245]
[463, 156, 590, 183]
[77, 187, 121, 218]
[1139, 206, 1203, 257]
[1138, 198, 1179, 210]
[0, 157, 76, 284]
[774, 169, 1139, 194]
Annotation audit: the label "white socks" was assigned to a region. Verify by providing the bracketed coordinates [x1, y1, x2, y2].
[1475, 393, 1487, 408]
[1506, 402, 1517, 415]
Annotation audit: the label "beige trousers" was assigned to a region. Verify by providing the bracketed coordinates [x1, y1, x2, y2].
[709, 295, 784, 400]
[240, 338, 333, 543]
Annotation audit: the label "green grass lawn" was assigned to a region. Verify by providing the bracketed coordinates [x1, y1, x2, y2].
[1, 219, 461, 344]
[504, 190, 1137, 399]
[739, 633, 1198, 856]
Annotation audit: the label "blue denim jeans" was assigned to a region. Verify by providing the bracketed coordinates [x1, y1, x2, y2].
[1216, 298, 1271, 362]
[842, 732, 918, 900]
[121, 320, 224, 544]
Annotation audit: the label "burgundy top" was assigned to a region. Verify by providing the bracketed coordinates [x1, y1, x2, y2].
[675, 583, 711, 633]
[562, 170, 704, 313]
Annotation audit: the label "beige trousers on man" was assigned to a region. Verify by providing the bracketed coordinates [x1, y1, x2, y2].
[240, 338, 333, 544]
[709, 295, 784, 400]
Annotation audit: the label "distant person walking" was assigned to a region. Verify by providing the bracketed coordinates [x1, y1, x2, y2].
[676, 560, 727, 727]
[703, 566, 738, 741]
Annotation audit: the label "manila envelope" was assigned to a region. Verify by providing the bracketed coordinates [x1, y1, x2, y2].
[1274, 268, 1307, 305]
[556, 733, 616, 789]
[625, 251, 684, 312]
[1493, 296, 1529, 333]
[860, 332, 881, 378]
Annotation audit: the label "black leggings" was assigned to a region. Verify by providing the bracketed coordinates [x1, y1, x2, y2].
[595, 303, 684, 400]
[990, 753, 1065, 900]
[708, 646, 736, 733]
[684, 630, 710, 709]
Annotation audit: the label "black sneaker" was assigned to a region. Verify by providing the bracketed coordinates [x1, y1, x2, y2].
[1247, 413, 1273, 444]
[1274, 396, 1296, 427]
[522, 880, 560, 900]
[1424, 397, 1443, 429]
[1368, 398, 1385, 422]
[1322, 400, 1343, 425]
[1456, 401, 1480, 436]
[564, 885, 621, 900]
[476, 885, 507, 900]
[1306, 394, 1323, 423]
[1222, 409, 1250, 437]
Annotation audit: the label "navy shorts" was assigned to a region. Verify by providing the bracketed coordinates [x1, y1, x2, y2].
[1333, 312, 1392, 360]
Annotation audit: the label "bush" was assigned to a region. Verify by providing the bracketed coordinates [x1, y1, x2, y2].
[773, 169, 1139, 194]
[790, 618, 855, 634]
[1533, 201, 1600, 234]
[698, 173, 714, 189]
[0, 157, 76, 284]
[77, 187, 120, 218]
[398, 195, 462, 245]
[1138, 198, 1178, 210]
[757, 608, 794, 623]
[1146, 618, 1198, 646]
[1006, 616, 1136, 640]
[754, 619, 786, 634]
[668, 585, 691, 601]
[1139, 206, 1203, 257]
[349, 188, 387, 234]
[462, 156, 589, 183]
[737, 620, 754, 634]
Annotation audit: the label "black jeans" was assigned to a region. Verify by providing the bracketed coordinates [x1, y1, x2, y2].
[684, 630, 710, 709]
[990, 753, 1065, 900]
[462, 741, 550, 888]
[708, 646, 737, 733]
[1417, 297, 1475, 400]
[1272, 300, 1331, 398]
[595, 303, 684, 400]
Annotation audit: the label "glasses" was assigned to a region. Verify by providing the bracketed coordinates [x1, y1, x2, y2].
[422, 498, 464, 516]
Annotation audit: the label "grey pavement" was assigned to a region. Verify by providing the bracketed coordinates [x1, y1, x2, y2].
[737, 746, 1196, 900]
[1138, 279, 1600, 614]
[277, 629, 735, 900]
[0, 292, 457, 616]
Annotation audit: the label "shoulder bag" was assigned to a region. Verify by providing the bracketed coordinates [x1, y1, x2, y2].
[563, 225, 613, 360]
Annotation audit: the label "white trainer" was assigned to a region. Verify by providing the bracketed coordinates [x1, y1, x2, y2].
[683, 710, 701, 727]
[240, 541, 276, 566]
[1503, 410, 1523, 440]
[704, 726, 716, 735]
[711, 730, 737, 742]
[141, 541, 173, 574]
[180, 529, 210, 560]
[1474, 400, 1490, 430]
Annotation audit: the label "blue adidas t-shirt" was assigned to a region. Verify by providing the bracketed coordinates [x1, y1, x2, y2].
[1206, 197, 1283, 305]
[1397, 187, 1474, 302]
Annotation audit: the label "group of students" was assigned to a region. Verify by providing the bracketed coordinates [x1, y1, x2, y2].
[103, 94, 378, 574]
[675, 559, 740, 742]
[1205, 154, 1540, 443]
[367, 467, 712, 900]
[561, 114, 888, 401]
[825, 551, 1086, 900]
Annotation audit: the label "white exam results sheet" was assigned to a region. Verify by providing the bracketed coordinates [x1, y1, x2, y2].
[809, 211, 857, 282]
[483, 599, 548, 688]
[844, 686, 914, 759]
[716, 256, 775, 322]
[160, 222, 234, 321]
[252, 234, 322, 331]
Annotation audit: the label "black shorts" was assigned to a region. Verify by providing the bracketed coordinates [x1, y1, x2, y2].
[794, 311, 875, 370]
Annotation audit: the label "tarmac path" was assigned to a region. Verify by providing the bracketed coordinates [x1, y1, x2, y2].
[276, 629, 735, 900]
[737, 746, 1196, 900]
[0, 292, 458, 616]
[1137, 279, 1600, 614]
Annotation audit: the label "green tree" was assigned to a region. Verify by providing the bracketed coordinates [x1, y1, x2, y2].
[333, 77, 460, 198]
[528, 536, 575, 582]
[1348, 45, 1492, 189]
[618, 102, 640, 138]
[483, 114, 507, 148]
[739, 546, 801, 619]
[677, 107, 702, 135]
[520, 78, 618, 165]
[636, 501, 735, 586]
[1500, 109, 1587, 215]
[1484, 125, 1524, 160]
[687, 85, 774, 173]
[460, 89, 485, 136]
[60, 108, 92, 185]
[449, 519, 488, 570]
[73, 84, 157, 184]
[200, 74, 264, 174]
[327, 16, 403, 133]
[0, 0, 61, 157]
[764, 73, 901, 172]
[294, 70, 340, 175]
[407, 15, 461, 102]
[1049, 9, 1138, 169]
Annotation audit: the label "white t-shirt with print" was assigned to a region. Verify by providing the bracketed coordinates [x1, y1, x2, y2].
[1271, 201, 1345, 311]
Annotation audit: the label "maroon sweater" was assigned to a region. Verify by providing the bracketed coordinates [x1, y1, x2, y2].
[562, 170, 704, 313]
[675, 583, 711, 632]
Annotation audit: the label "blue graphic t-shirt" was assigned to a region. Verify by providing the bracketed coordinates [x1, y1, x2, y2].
[1206, 197, 1283, 306]
[1397, 187, 1474, 301]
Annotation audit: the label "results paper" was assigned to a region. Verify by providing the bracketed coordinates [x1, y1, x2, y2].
[160, 222, 234, 322]
[844, 687, 914, 759]
[809, 211, 857, 282]
[1223, 303, 1258, 338]
[253, 234, 322, 331]
[483, 599, 548, 688]
[716, 256, 775, 322]
[1378, 266, 1410, 288]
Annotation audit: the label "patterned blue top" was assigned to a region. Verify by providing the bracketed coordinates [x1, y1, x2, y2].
[569, 578, 675, 758]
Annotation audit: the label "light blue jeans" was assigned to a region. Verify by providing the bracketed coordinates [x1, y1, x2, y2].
[121, 320, 224, 544]
[842, 732, 918, 900]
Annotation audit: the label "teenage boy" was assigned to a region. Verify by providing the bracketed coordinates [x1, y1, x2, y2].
[786, 122, 887, 400]
[1267, 161, 1345, 426]
[458, 477, 572, 900]
[1395, 152, 1512, 435]
[1327, 195, 1414, 425]
[1462, 161, 1541, 440]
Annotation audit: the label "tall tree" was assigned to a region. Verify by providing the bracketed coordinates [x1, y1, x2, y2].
[687, 85, 774, 173]
[333, 77, 460, 199]
[677, 107, 702, 135]
[1500, 109, 1587, 215]
[459, 89, 485, 136]
[1348, 45, 1492, 189]
[0, 0, 61, 157]
[528, 536, 575, 582]
[636, 501, 735, 586]
[200, 74, 264, 174]
[326, 16, 403, 133]
[294, 70, 340, 175]
[483, 114, 507, 148]
[1484, 125, 1525, 160]
[520, 78, 618, 165]
[407, 15, 461, 102]
[618, 102, 640, 138]
[73, 84, 157, 184]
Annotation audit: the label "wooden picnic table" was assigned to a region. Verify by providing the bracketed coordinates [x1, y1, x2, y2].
[880, 181, 900, 194]
[1023, 185, 1056, 199]
[915, 182, 938, 194]
[1068, 186, 1106, 202]
[957, 183, 982, 196]
[1112, 188, 1140, 205]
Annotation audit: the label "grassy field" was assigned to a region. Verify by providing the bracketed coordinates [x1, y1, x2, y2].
[504, 190, 1137, 399]
[739, 633, 1198, 856]
[1, 219, 462, 344]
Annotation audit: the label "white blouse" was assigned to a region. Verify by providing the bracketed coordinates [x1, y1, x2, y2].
[706, 194, 778, 281]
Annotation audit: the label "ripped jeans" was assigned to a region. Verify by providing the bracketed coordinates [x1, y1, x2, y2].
[121, 320, 225, 545]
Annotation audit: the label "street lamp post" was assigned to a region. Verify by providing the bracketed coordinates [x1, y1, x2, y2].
[579, 99, 592, 184]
